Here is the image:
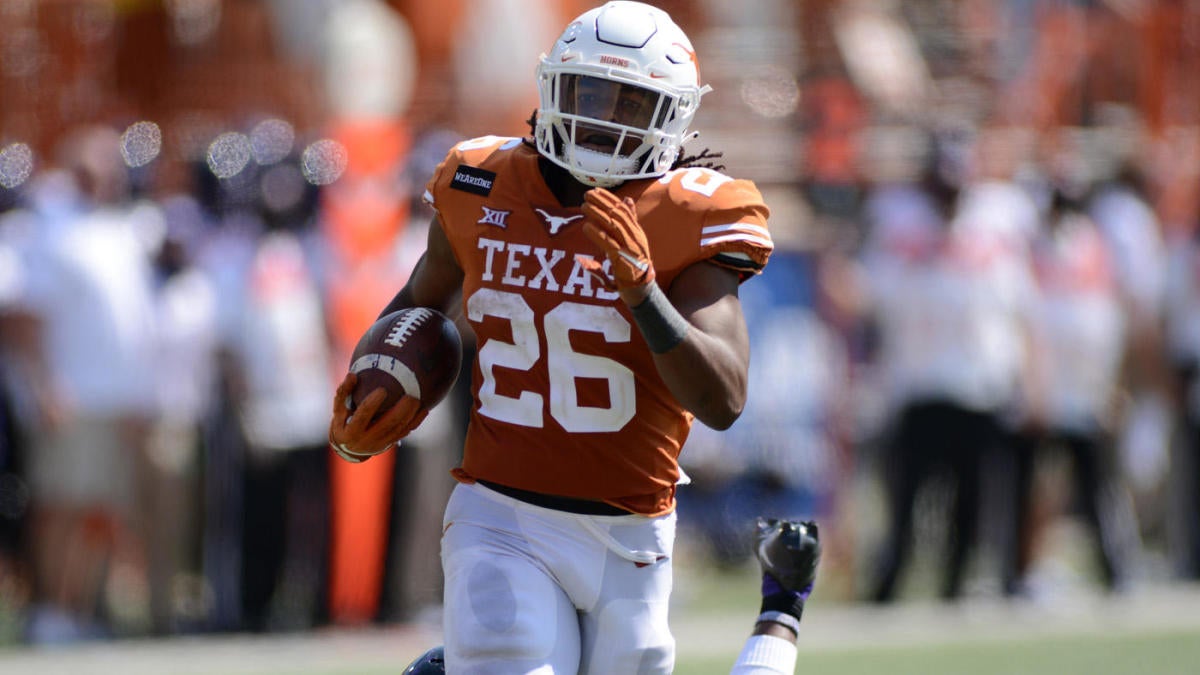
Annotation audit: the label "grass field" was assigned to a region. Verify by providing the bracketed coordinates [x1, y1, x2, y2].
[2, 565, 1199, 674]
[670, 556, 1200, 675]
[679, 630, 1200, 675]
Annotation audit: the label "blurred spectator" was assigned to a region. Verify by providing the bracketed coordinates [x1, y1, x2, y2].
[208, 153, 334, 633]
[0, 186, 35, 643]
[859, 131, 1040, 603]
[1089, 160, 1168, 337]
[10, 125, 162, 642]
[1164, 216, 1200, 580]
[798, 69, 868, 225]
[192, 161, 265, 633]
[1007, 179, 1143, 597]
[1087, 158, 1174, 540]
[143, 194, 220, 633]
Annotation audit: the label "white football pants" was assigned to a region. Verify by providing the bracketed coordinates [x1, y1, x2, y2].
[441, 481, 676, 674]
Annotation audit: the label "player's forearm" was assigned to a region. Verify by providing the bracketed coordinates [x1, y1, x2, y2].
[379, 252, 465, 321]
[651, 328, 747, 429]
[378, 216, 465, 320]
[623, 267, 750, 428]
[379, 284, 417, 318]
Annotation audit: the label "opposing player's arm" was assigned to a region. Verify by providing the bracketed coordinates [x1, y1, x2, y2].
[380, 214, 464, 318]
[656, 262, 749, 429]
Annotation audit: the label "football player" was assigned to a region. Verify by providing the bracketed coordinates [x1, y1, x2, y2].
[329, 2, 774, 671]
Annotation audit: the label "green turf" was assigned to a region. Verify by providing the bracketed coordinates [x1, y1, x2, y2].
[279, 628, 1200, 675]
[7, 546, 1197, 675]
[674, 628, 1200, 675]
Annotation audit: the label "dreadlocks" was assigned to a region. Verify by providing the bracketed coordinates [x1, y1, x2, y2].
[674, 147, 725, 173]
[523, 110, 725, 173]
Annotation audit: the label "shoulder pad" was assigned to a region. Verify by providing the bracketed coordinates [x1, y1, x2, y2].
[424, 137, 523, 209]
[656, 167, 773, 277]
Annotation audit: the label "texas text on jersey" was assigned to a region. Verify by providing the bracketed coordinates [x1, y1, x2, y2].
[425, 136, 772, 516]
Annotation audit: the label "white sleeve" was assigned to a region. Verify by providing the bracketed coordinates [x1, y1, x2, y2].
[730, 634, 798, 675]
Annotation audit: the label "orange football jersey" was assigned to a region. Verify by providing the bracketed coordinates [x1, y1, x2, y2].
[424, 136, 772, 516]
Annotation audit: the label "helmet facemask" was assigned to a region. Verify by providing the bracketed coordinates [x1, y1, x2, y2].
[537, 70, 697, 187]
[534, 1, 710, 188]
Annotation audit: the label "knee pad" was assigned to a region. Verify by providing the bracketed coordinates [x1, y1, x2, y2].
[443, 545, 579, 672]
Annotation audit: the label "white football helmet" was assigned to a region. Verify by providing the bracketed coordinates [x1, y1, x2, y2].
[535, 1, 712, 187]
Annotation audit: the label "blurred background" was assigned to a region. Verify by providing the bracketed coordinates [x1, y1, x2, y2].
[2, 0, 1200, 671]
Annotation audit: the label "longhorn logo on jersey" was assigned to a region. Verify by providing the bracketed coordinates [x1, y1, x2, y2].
[535, 208, 584, 235]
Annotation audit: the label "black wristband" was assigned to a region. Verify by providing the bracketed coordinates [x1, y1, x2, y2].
[760, 591, 805, 622]
[629, 283, 690, 353]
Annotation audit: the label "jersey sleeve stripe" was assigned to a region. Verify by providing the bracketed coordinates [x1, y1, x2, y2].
[701, 223, 770, 238]
[700, 232, 775, 249]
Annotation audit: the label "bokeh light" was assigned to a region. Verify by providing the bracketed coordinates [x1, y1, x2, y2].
[206, 131, 252, 179]
[249, 118, 295, 166]
[120, 121, 163, 168]
[300, 139, 347, 186]
[0, 142, 35, 189]
[740, 65, 800, 119]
